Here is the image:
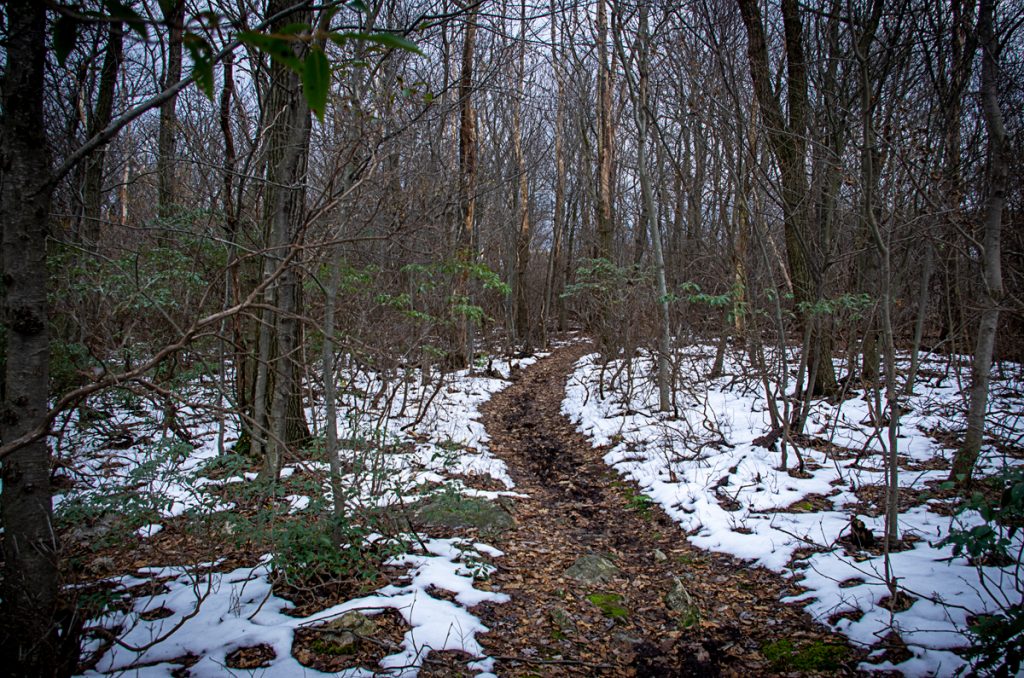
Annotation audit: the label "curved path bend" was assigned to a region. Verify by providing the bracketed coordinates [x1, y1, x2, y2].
[468, 343, 860, 677]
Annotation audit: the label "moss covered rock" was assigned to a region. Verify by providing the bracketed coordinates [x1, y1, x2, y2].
[414, 494, 515, 535]
[564, 553, 620, 584]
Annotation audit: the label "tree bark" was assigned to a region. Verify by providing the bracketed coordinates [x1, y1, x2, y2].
[595, 0, 615, 261]
[453, 2, 479, 366]
[157, 0, 186, 216]
[615, 2, 671, 411]
[951, 0, 1006, 485]
[256, 0, 313, 483]
[512, 0, 532, 349]
[736, 0, 837, 395]
[543, 0, 567, 338]
[0, 2, 73, 673]
[80, 22, 124, 245]
[854, 0, 899, 544]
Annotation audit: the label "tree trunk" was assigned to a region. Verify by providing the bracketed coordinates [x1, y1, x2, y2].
[0, 2, 74, 674]
[736, 0, 837, 395]
[512, 0, 532, 349]
[157, 0, 186, 216]
[454, 3, 478, 366]
[543, 0, 566, 340]
[951, 0, 1006, 485]
[80, 22, 124, 245]
[854, 0, 899, 543]
[595, 0, 614, 261]
[616, 3, 671, 411]
[256, 0, 313, 483]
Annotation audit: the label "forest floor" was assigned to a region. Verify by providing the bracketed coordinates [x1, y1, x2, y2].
[65, 338, 1020, 676]
[468, 344, 865, 677]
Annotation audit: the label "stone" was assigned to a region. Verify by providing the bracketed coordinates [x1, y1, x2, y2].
[87, 556, 116, 575]
[564, 554, 620, 584]
[548, 607, 576, 637]
[414, 494, 515, 535]
[653, 549, 668, 562]
[327, 611, 377, 637]
[664, 577, 700, 628]
[317, 630, 357, 655]
[69, 513, 118, 545]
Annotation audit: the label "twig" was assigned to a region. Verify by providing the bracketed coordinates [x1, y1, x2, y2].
[490, 654, 615, 669]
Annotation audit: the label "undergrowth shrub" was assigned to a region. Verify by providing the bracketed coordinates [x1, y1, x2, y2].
[218, 477, 406, 589]
[563, 258, 656, 357]
[55, 439, 196, 556]
[940, 467, 1024, 676]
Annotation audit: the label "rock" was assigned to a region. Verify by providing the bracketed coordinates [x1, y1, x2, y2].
[315, 612, 376, 655]
[414, 494, 515, 535]
[320, 630, 357, 654]
[653, 549, 668, 562]
[664, 578, 700, 628]
[613, 632, 643, 646]
[564, 554, 620, 584]
[68, 513, 118, 545]
[87, 556, 116, 575]
[548, 607, 576, 637]
[327, 611, 377, 637]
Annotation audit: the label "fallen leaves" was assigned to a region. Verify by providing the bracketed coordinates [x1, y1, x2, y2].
[474, 344, 864, 675]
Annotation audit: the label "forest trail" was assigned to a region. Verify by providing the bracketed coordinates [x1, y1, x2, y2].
[468, 343, 862, 677]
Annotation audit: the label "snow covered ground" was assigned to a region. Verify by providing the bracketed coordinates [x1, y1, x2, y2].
[58, 353, 542, 676]
[80, 538, 508, 677]
[563, 345, 1024, 676]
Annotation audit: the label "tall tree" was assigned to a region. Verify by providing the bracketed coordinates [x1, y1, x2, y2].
[0, 3, 67, 674]
[736, 0, 838, 395]
[453, 0, 479, 366]
[615, 1, 671, 410]
[543, 0, 568, 336]
[253, 0, 314, 483]
[595, 0, 615, 261]
[78, 21, 124, 244]
[951, 0, 1008, 485]
[512, 0, 532, 348]
[157, 0, 186, 215]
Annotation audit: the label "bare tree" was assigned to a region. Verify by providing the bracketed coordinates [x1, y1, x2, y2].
[0, 3, 69, 672]
[736, 0, 838, 396]
[254, 0, 314, 483]
[951, 0, 1009, 485]
[157, 0, 186, 215]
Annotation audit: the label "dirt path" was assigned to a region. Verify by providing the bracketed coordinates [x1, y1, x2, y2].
[469, 344, 862, 677]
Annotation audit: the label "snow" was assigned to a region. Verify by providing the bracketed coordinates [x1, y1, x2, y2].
[82, 537, 507, 677]
[61, 337, 1021, 675]
[563, 346, 1024, 675]
[136, 523, 164, 539]
[60, 351, 542, 676]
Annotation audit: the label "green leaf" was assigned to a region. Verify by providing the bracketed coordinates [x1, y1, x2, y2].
[276, 22, 311, 36]
[103, 0, 149, 41]
[239, 31, 303, 72]
[183, 32, 214, 98]
[302, 48, 330, 121]
[54, 15, 79, 66]
[198, 10, 221, 24]
[331, 31, 423, 55]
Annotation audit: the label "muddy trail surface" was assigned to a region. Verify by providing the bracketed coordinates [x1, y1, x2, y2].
[467, 343, 864, 677]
